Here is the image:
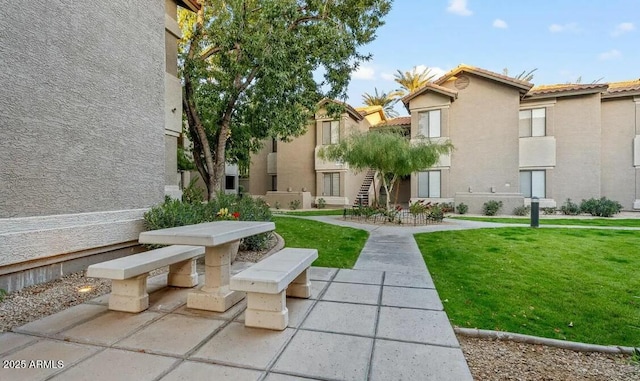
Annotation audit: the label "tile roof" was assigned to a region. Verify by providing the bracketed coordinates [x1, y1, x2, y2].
[373, 116, 411, 128]
[317, 99, 363, 121]
[603, 79, 640, 98]
[434, 64, 533, 93]
[401, 82, 458, 105]
[526, 83, 609, 98]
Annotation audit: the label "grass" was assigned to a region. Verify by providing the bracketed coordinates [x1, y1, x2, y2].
[273, 216, 368, 268]
[416, 227, 640, 347]
[450, 216, 640, 227]
[274, 209, 345, 216]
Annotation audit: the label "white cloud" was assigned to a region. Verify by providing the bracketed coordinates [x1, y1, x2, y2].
[447, 0, 472, 16]
[415, 65, 447, 80]
[549, 22, 581, 33]
[598, 49, 622, 60]
[380, 72, 395, 81]
[611, 22, 635, 36]
[493, 19, 508, 29]
[352, 65, 376, 80]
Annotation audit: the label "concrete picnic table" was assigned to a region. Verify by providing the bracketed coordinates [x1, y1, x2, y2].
[138, 220, 275, 312]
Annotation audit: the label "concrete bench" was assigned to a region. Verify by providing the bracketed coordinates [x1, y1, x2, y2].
[230, 247, 318, 330]
[86, 245, 204, 312]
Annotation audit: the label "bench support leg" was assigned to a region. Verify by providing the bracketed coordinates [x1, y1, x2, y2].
[245, 291, 288, 330]
[188, 241, 244, 312]
[168, 259, 198, 287]
[109, 274, 149, 313]
[286, 268, 312, 298]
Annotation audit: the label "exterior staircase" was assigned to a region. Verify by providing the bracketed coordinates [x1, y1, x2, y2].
[353, 169, 376, 207]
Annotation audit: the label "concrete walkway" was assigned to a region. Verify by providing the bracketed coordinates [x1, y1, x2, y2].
[0, 217, 496, 381]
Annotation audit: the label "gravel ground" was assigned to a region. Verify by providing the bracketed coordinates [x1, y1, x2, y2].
[459, 336, 640, 380]
[1, 239, 638, 379]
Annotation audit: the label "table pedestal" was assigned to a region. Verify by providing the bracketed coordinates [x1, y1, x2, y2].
[187, 240, 244, 312]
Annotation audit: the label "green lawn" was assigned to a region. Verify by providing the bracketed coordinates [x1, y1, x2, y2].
[273, 216, 368, 268]
[274, 209, 345, 216]
[416, 227, 640, 347]
[450, 216, 640, 227]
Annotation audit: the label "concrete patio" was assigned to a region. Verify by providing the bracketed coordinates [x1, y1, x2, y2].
[0, 264, 472, 380]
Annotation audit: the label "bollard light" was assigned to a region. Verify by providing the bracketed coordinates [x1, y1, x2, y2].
[531, 197, 540, 228]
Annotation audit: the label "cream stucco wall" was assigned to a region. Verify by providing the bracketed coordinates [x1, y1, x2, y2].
[0, 0, 169, 291]
[551, 94, 602, 203]
[249, 145, 271, 196]
[601, 97, 637, 209]
[278, 123, 317, 193]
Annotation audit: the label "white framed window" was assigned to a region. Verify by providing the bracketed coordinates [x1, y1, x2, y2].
[322, 120, 340, 145]
[418, 109, 441, 138]
[323, 172, 340, 196]
[520, 170, 545, 198]
[417, 170, 441, 198]
[519, 108, 546, 137]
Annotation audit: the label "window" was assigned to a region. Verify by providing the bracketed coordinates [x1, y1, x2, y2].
[417, 171, 441, 198]
[519, 108, 545, 137]
[323, 172, 340, 196]
[520, 170, 545, 198]
[225, 176, 235, 190]
[418, 110, 441, 138]
[322, 120, 340, 145]
[270, 175, 277, 191]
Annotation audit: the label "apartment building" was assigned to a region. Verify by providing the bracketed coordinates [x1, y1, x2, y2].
[248, 65, 640, 213]
[1, 0, 200, 291]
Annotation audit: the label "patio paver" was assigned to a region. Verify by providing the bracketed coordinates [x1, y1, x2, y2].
[381, 286, 444, 310]
[1, 217, 476, 380]
[273, 330, 373, 381]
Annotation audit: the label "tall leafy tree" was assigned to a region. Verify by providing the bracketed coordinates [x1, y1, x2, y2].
[361, 88, 402, 118]
[179, 0, 391, 199]
[319, 130, 452, 211]
[394, 66, 436, 95]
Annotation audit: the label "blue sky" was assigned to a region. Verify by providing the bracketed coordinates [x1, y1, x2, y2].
[346, 0, 639, 114]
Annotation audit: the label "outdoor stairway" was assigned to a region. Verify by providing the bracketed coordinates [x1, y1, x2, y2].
[353, 169, 376, 207]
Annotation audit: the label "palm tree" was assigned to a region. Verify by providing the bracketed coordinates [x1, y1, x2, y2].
[502, 68, 537, 82]
[394, 66, 437, 95]
[361, 88, 402, 118]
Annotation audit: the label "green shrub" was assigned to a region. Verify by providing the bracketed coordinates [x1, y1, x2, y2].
[409, 200, 428, 215]
[289, 199, 301, 210]
[513, 205, 531, 216]
[456, 202, 468, 215]
[440, 202, 455, 213]
[483, 200, 503, 216]
[542, 207, 557, 215]
[182, 177, 204, 204]
[316, 198, 326, 209]
[560, 198, 581, 215]
[428, 204, 445, 221]
[580, 197, 623, 217]
[144, 193, 273, 251]
[0, 288, 7, 302]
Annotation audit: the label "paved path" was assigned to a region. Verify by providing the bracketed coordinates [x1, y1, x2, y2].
[14, 216, 618, 381]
